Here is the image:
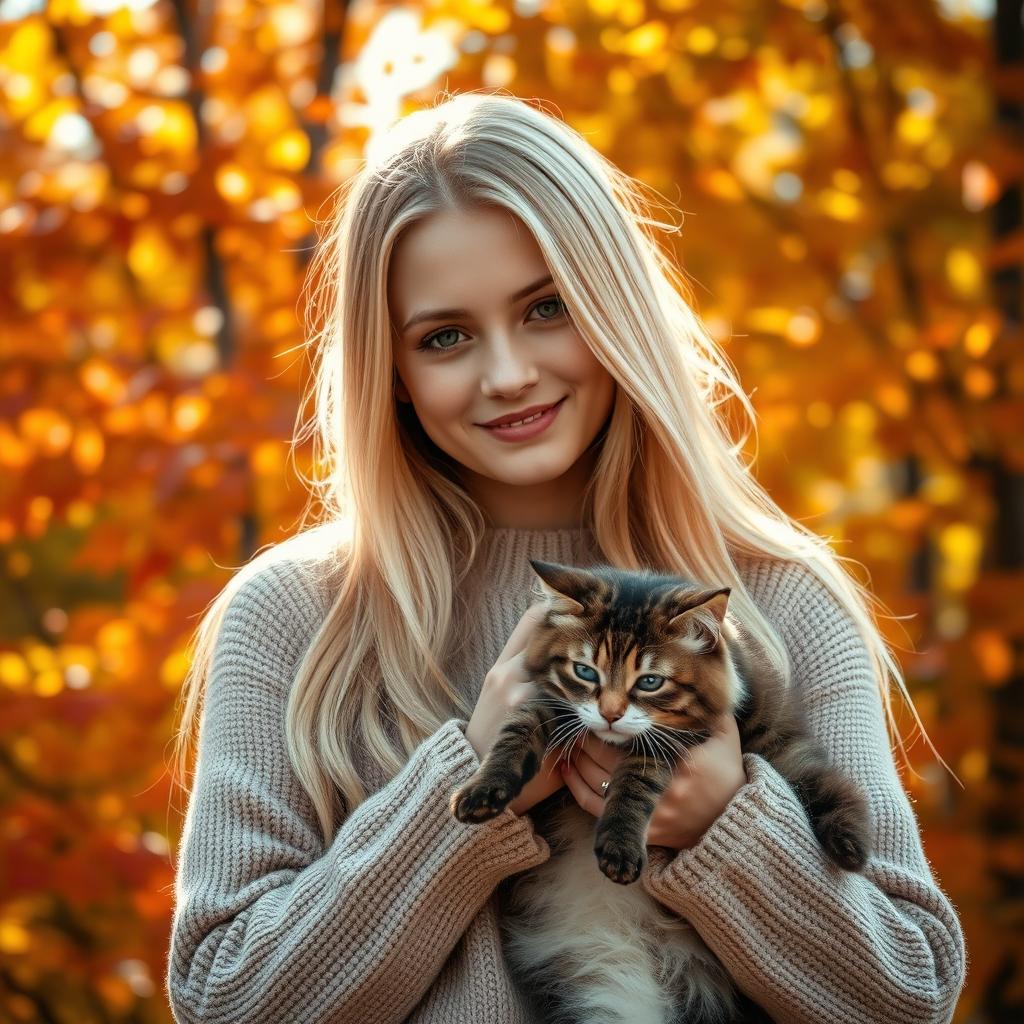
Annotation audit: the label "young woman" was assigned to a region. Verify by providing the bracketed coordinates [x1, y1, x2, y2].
[166, 91, 966, 1023]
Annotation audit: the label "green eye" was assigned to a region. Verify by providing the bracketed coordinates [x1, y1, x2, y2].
[573, 662, 598, 683]
[635, 675, 664, 692]
[531, 296, 568, 321]
[417, 296, 567, 353]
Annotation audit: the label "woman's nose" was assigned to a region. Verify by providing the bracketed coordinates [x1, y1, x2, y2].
[481, 354, 540, 397]
[480, 334, 540, 396]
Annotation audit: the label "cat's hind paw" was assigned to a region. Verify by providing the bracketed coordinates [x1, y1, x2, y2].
[814, 798, 871, 871]
[820, 824, 870, 872]
[805, 772, 872, 872]
[594, 836, 646, 885]
[449, 780, 513, 823]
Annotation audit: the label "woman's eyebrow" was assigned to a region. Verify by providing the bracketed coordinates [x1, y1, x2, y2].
[400, 274, 554, 333]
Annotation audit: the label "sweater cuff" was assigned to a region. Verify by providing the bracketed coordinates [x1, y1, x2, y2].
[432, 717, 552, 880]
[641, 751, 819, 909]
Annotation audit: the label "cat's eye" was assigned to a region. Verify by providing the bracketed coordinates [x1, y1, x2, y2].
[573, 662, 598, 683]
[634, 674, 664, 692]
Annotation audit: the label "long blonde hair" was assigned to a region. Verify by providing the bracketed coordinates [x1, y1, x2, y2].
[171, 90, 932, 843]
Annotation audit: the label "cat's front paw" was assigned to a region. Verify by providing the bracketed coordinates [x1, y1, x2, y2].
[594, 835, 646, 885]
[449, 779, 514, 823]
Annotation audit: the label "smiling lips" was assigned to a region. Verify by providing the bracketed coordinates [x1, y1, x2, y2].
[478, 397, 565, 428]
[479, 396, 566, 442]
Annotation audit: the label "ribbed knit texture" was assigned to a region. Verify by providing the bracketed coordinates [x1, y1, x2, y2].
[166, 527, 966, 1024]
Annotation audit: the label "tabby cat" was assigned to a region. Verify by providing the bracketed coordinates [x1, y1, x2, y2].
[449, 558, 872, 1024]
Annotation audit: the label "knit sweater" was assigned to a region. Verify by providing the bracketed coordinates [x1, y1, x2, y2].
[166, 526, 966, 1024]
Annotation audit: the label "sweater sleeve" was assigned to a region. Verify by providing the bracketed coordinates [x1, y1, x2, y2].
[639, 561, 967, 1024]
[166, 561, 551, 1024]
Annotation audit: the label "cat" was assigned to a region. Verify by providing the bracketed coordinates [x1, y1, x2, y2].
[449, 558, 872, 1024]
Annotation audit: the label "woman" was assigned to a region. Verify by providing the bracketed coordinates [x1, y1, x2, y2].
[166, 91, 966, 1023]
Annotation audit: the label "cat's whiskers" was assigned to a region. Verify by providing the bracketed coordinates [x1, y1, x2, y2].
[542, 722, 588, 766]
[542, 703, 581, 736]
[532, 701, 577, 731]
[529, 695, 578, 750]
[659, 721, 708, 743]
[632, 731, 651, 774]
[565, 723, 590, 762]
[546, 718, 586, 754]
[503, 693, 588, 768]
[649, 724, 699, 766]
[646, 727, 682, 768]
[641, 728, 668, 766]
[545, 709, 590, 758]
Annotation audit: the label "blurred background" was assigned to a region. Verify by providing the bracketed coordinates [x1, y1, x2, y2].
[1, 0, 1021, 1020]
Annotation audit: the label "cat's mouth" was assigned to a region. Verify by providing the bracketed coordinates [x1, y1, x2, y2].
[593, 727, 631, 745]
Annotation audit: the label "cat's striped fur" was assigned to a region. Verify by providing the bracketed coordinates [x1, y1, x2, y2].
[450, 559, 871, 1023]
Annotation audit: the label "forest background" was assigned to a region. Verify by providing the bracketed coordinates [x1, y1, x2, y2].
[0, 0, 1021, 1021]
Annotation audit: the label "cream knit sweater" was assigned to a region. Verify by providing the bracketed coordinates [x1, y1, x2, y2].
[166, 526, 966, 1023]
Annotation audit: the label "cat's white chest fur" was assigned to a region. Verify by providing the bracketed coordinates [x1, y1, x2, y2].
[500, 800, 737, 1024]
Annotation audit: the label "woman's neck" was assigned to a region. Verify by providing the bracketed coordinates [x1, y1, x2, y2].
[461, 448, 598, 530]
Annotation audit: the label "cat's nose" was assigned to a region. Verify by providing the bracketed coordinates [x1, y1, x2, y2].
[601, 711, 623, 725]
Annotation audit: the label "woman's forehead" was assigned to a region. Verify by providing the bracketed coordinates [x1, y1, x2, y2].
[388, 208, 549, 325]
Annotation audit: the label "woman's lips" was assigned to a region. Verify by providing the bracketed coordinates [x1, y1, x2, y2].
[478, 396, 566, 442]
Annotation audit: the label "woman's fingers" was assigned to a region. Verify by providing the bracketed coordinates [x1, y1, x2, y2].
[563, 745, 620, 808]
[562, 734, 637, 817]
[560, 759, 604, 816]
[580, 734, 617, 769]
[571, 747, 607, 792]
[497, 601, 548, 661]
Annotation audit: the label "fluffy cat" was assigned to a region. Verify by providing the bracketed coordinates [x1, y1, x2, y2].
[449, 558, 872, 1024]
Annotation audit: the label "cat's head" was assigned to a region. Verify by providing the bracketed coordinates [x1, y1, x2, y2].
[523, 559, 746, 750]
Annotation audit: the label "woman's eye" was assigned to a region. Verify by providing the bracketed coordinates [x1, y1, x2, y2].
[635, 675, 664, 693]
[417, 327, 465, 352]
[573, 662, 598, 683]
[417, 296, 567, 353]
[529, 296, 568, 322]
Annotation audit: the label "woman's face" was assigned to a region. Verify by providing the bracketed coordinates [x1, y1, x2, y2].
[388, 205, 617, 529]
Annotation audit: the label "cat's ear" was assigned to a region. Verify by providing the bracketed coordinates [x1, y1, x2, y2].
[528, 559, 588, 616]
[667, 587, 731, 654]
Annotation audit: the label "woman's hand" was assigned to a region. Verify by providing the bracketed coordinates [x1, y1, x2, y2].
[464, 601, 569, 817]
[465, 602, 548, 762]
[559, 713, 748, 851]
